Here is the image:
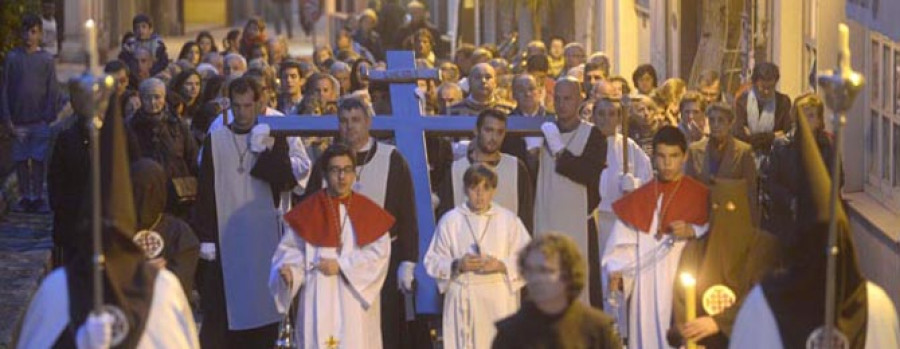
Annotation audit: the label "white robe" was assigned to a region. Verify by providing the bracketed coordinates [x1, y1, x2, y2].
[269, 203, 391, 349]
[16, 269, 199, 349]
[596, 134, 653, 257]
[729, 282, 900, 349]
[601, 196, 709, 348]
[424, 203, 531, 349]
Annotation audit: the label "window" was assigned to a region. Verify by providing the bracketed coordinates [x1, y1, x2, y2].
[866, 34, 900, 212]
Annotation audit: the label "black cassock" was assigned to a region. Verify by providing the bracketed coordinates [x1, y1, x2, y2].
[493, 301, 623, 349]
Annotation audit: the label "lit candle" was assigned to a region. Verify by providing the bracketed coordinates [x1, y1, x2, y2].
[680, 273, 697, 349]
[839, 23, 850, 72]
[85, 19, 98, 74]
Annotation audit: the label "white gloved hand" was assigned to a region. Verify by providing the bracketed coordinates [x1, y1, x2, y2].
[524, 136, 544, 151]
[200, 243, 217, 261]
[431, 192, 440, 209]
[620, 173, 641, 192]
[541, 122, 565, 155]
[397, 261, 416, 293]
[76, 312, 114, 349]
[250, 123, 274, 153]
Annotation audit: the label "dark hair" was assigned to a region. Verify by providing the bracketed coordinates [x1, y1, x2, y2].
[320, 143, 358, 169]
[705, 102, 735, 121]
[476, 108, 508, 129]
[547, 35, 566, 46]
[463, 163, 498, 189]
[337, 95, 372, 118]
[195, 31, 219, 52]
[21, 13, 42, 33]
[518, 233, 586, 302]
[228, 76, 263, 102]
[279, 60, 304, 79]
[166, 90, 185, 115]
[349, 58, 373, 92]
[170, 69, 202, 103]
[225, 29, 241, 47]
[632, 64, 658, 89]
[652, 125, 688, 153]
[751, 61, 780, 82]
[199, 75, 226, 105]
[455, 43, 476, 60]
[178, 41, 200, 62]
[132, 14, 153, 30]
[104, 60, 129, 75]
[526, 54, 550, 73]
[584, 62, 603, 75]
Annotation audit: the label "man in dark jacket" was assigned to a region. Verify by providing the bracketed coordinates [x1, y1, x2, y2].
[493, 233, 622, 349]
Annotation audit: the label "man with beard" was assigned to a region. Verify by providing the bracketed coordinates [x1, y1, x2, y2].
[446, 63, 514, 116]
[303, 97, 419, 349]
[492, 233, 622, 348]
[437, 109, 534, 231]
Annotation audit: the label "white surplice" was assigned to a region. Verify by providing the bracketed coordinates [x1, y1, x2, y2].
[16, 269, 199, 349]
[269, 203, 391, 349]
[601, 196, 709, 349]
[729, 282, 900, 349]
[596, 134, 653, 252]
[424, 203, 531, 349]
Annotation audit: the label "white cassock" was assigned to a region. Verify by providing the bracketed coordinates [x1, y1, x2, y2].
[601, 197, 709, 348]
[424, 203, 531, 349]
[729, 282, 900, 349]
[596, 134, 653, 250]
[269, 202, 391, 349]
[16, 269, 199, 349]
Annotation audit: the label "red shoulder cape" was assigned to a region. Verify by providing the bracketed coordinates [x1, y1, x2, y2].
[612, 176, 709, 233]
[284, 190, 396, 247]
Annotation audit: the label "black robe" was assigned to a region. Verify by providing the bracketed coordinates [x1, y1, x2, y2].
[131, 158, 200, 297]
[435, 152, 535, 232]
[304, 141, 419, 349]
[492, 301, 623, 349]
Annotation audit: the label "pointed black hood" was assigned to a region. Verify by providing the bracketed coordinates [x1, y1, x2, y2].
[762, 107, 867, 349]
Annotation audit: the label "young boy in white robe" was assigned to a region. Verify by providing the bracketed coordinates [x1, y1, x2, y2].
[270, 144, 395, 349]
[424, 164, 532, 349]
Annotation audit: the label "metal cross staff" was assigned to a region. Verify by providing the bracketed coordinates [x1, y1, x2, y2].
[261, 50, 548, 312]
[812, 23, 864, 349]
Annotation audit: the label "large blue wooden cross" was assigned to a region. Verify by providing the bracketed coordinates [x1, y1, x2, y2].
[260, 51, 547, 313]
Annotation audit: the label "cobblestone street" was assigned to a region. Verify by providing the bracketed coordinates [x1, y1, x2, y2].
[0, 210, 52, 348]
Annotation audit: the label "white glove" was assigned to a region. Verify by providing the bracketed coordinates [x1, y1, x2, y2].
[620, 173, 641, 192]
[397, 261, 416, 293]
[524, 136, 544, 151]
[541, 122, 565, 155]
[431, 192, 440, 209]
[76, 312, 114, 349]
[200, 243, 217, 261]
[250, 123, 274, 153]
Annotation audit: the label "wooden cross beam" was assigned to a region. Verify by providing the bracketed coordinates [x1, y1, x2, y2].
[260, 50, 548, 313]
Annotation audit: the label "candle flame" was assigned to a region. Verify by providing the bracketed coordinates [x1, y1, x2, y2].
[85, 19, 95, 29]
[680, 273, 696, 287]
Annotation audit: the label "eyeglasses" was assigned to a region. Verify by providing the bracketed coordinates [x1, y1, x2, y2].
[327, 166, 356, 177]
